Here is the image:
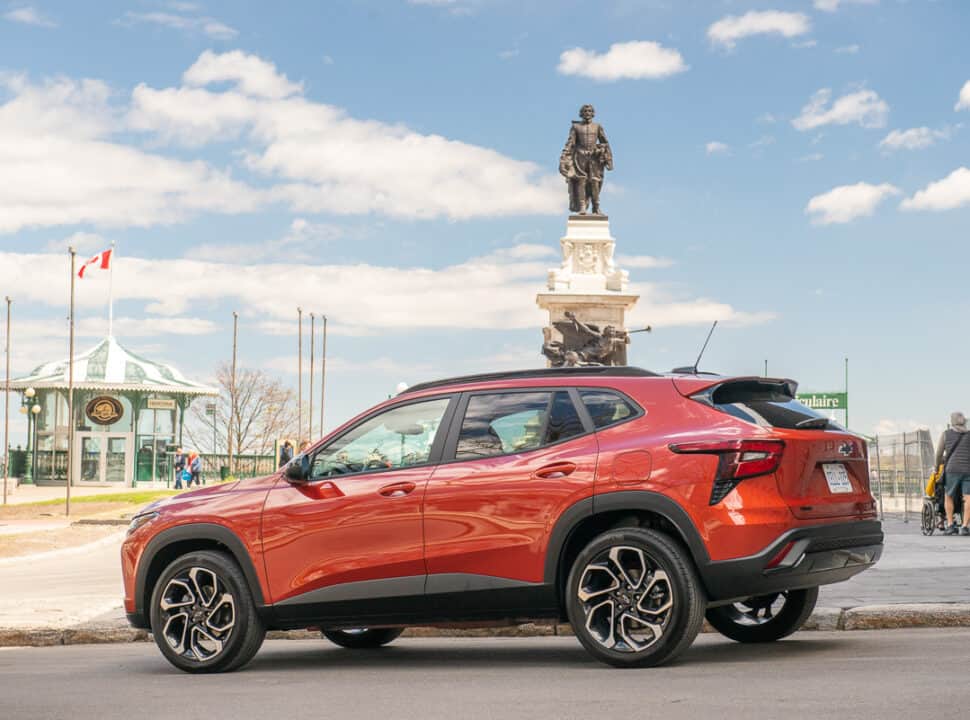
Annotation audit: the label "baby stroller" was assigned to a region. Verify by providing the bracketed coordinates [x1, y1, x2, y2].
[922, 466, 963, 535]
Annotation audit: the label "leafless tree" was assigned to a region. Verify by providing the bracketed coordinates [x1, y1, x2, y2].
[184, 363, 299, 461]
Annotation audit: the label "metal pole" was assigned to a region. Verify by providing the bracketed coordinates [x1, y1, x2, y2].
[297, 307, 303, 443]
[308, 313, 315, 441]
[902, 432, 911, 523]
[320, 315, 327, 435]
[108, 240, 116, 337]
[66, 247, 76, 516]
[229, 311, 238, 477]
[873, 437, 884, 520]
[3, 296, 9, 505]
[763, 359, 768, 377]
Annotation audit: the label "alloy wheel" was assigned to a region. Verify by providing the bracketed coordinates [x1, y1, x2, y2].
[576, 545, 674, 653]
[158, 566, 236, 662]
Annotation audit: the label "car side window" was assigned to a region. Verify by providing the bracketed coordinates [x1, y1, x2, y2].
[310, 397, 450, 478]
[579, 390, 637, 429]
[455, 391, 584, 460]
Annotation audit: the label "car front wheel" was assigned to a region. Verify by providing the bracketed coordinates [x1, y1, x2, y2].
[322, 628, 404, 649]
[565, 528, 706, 668]
[149, 550, 265, 673]
[705, 587, 818, 643]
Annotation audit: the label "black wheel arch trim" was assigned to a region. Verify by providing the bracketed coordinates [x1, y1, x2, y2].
[543, 490, 712, 591]
[133, 522, 267, 626]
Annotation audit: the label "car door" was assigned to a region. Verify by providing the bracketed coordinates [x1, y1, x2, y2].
[422, 388, 598, 597]
[262, 395, 455, 618]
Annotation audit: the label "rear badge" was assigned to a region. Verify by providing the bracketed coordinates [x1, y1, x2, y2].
[838, 442, 855, 457]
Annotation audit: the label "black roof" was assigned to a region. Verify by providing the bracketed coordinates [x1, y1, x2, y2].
[400, 366, 660, 395]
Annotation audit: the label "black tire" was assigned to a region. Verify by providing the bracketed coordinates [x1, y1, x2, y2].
[705, 587, 818, 643]
[149, 550, 265, 673]
[921, 500, 936, 536]
[322, 628, 404, 649]
[565, 528, 706, 668]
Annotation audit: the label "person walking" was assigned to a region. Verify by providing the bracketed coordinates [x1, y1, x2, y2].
[936, 411, 970, 535]
[173, 447, 186, 490]
[188, 451, 202, 487]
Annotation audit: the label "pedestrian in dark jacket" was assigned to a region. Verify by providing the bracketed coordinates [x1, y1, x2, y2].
[279, 441, 293, 468]
[173, 448, 186, 490]
[936, 411, 970, 535]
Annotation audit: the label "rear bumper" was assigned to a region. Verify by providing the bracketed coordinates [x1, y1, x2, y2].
[700, 519, 883, 604]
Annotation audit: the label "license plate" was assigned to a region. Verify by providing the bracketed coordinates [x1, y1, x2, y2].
[823, 463, 853, 494]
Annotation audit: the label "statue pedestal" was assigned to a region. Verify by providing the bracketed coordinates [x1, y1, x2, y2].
[536, 217, 639, 366]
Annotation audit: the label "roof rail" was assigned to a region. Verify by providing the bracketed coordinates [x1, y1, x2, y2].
[400, 366, 660, 395]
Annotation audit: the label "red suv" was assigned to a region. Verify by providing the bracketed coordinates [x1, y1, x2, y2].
[122, 367, 882, 672]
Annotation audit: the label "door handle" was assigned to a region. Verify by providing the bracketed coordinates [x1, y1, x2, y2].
[379, 481, 416, 497]
[533, 462, 577, 479]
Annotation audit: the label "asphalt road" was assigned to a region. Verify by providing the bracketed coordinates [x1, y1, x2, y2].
[1, 630, 965, 720]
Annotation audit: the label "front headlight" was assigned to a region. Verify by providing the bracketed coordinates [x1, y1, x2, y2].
[127, 511, 159, 536]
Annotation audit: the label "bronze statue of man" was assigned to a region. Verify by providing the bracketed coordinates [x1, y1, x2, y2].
[559, 104, 613, 215]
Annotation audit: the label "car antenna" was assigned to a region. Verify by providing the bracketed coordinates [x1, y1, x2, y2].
[692, 321, 718, 373]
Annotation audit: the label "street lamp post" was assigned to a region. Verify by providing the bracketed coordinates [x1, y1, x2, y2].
[20, 387, 40, 484]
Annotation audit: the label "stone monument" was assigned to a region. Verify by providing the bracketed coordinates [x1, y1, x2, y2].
[538, 106, 640, 367]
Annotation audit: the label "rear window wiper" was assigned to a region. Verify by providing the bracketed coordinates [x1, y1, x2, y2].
[795, 417, 830, 429]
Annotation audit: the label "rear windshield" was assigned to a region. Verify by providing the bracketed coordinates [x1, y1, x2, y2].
[709, 382, 835, 430]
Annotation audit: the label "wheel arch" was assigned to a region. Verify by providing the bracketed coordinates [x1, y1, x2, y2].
[545, 491, 711, 610]
[136, 523, 266, 625]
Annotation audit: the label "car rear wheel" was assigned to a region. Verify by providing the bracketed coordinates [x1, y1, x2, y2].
[705, 587, 818, 643]
[565, 528, 706, 668]
[322, 628, 404, 649]
[149, 550, 265, 673]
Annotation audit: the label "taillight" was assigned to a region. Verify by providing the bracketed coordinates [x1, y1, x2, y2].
[669, 439, 785, 505]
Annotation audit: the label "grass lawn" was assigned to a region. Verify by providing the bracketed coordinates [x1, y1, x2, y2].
[23, 490, 179, 507]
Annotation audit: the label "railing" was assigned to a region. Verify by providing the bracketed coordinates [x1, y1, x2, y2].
[867, 430, 935, 522]
[198, 453, 278, 484]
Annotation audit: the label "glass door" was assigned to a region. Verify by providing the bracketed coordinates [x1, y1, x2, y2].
[105, 436, 127, 483]
[79, 436, 102, 483]
[75, 433, 132, 485]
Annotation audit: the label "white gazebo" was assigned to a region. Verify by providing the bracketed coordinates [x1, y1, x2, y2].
[9, 336, 217, 487]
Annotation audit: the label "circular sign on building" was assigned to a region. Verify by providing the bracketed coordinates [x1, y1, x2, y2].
[86, 396, 123, 425]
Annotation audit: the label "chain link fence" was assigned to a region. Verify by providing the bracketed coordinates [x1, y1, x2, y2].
[867, 429, 936, 522]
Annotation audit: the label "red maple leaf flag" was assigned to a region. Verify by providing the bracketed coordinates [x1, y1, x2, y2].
[78, 248, 112, 278]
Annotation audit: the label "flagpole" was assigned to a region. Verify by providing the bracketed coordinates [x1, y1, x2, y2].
[67, 248, 76, 517]
[107, 240, 116, 337]
[3, 296, 10, 506]
[297, 307, 303, 443]
[308, 313, 315, 442]
[319, 314, 327, 436]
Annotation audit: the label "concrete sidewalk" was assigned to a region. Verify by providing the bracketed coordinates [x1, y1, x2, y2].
[2, 516, 970, 646]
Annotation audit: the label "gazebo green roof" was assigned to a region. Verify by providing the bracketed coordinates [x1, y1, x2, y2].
[9, 336, 218, 396]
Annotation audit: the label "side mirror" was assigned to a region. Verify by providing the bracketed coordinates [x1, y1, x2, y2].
[284, 454, 311, 484]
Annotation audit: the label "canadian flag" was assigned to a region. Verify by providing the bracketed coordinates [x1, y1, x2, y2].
[78, 249, 112, 278]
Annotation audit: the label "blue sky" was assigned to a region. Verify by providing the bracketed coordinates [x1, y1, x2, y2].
[1, 0, 968, 446]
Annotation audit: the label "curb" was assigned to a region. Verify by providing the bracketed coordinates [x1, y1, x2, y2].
[4, 604, 970, 648]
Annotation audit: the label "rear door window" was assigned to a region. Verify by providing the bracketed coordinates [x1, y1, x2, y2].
[455, 391, 585, 460]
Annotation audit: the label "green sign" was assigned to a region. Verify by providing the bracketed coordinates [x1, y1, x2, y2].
[796, 392, 847, 410]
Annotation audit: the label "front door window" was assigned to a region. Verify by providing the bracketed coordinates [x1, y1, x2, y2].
[310, 398, 451, 477]
[80, 437, 102, 483]
[105, 437, 127, 483]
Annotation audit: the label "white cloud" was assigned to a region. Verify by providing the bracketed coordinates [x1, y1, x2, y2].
[879, 126, 948, 151]
[814, 0, 878, 12]
[182, 50, 302, 99]
[707, 11, 811, 50]
[705, 141, 729, 155]
[956, 81, 970, 111]
[0, 74, 265, 233]
[557, 41, 688, 81]
[43, 231, 109, 254]
[1, 51, 560, 232]
[835, 44, 861, 54]
[191, 218, 342, 263]
[119, 11, 237, 40]
[0, 246, 771, 341]
[805, 182, 900, 225]
[901, 167, 970, 212]
[3, 5, 56, 27]
[792, 88, 888, 131]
